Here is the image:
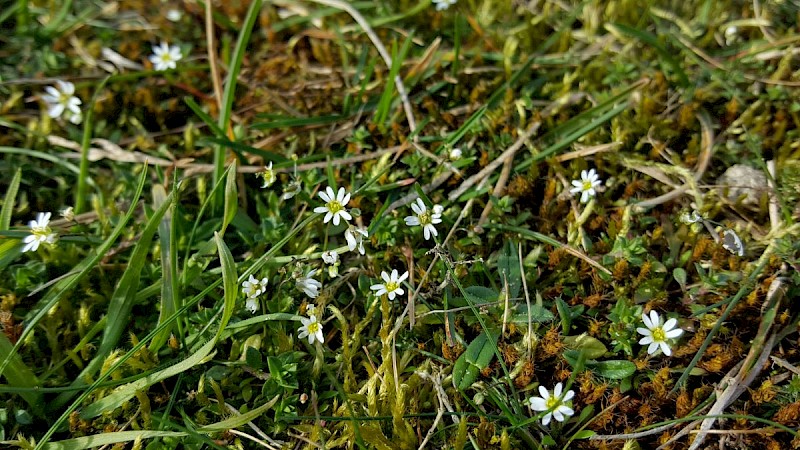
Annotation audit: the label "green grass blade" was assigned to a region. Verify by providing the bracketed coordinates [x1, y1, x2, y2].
[184, 96, 226, 137]
[149, 185, 180, 353]
[220, 165, 237, 237]
[606, 22, 689, 87]
[213, 231, 237, 342]
[374, 36, 413, 127]
[52, 180, 176, 409]
[0, 333, 42, 416]
[213, 0, 262, 207]
[0, 167, 148, 383]
[196, 395, 279, 432]
[75, 76, 110, 214]
[79, 339, 216, 419]
[0, 168, 21, 231]
[40, 431, 187, 450]
[77, 230, 237, 420]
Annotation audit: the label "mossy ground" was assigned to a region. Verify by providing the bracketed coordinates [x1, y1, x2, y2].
[1, 1, 800, 449]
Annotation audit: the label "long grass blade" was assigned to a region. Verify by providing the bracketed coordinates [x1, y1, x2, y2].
[0, 168, 21, 231]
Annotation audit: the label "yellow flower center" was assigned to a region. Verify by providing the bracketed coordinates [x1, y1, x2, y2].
[307, 322, 320, 334]
[327, 200, 343, 214]
[582, 180, 594, 191]
[418, 211, 432, 225]
[652, 327, 666, 342]
[545, 396, 559, 410]
[385, 281, 399, 293]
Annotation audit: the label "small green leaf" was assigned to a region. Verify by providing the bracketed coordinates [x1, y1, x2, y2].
[590, 360, 637, 379]
[563, 333, 608, 360]
[571, 430, 596, 440]
[498, 240, 522, 299]
[673, 267, 687, 288]
[452, 331, 498, 390]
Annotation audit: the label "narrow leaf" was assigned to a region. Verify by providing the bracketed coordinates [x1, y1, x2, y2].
[0, 168, 21, 231]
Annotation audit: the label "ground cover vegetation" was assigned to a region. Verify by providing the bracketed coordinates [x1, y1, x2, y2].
[1, 0, 800, 448]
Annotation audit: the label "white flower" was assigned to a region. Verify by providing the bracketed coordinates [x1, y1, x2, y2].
[258, 162, 276, 188]
[298, 315, 324, 344]
[166, 9, 182, 22]
[42, 80, 82, 124]
[433, 0, 457, 11]
[22, 212, 57, 253]
[296, 269, 322, 298]
[528, 383, 575, 426]
[245, 298, 258, 314]
[569, 168, 602, 203]
[345, 225, 368, 255]
[314, 186, 352, 226]
[241, 274, 268, 299]
[149, 42, 182, 71]
[60, 206, 75, 221]
[722, 229, 744, 257]
[281, 177, 302, 200]
[322, 250, 338, 265]
[306, 303, 317, 316]
[636, 311, 684, 356]
[370, 269, 409, 301]
[449, 148, 462, 160]
[404, 198, 443, 241]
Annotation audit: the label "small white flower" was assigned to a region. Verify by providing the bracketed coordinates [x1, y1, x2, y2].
[281, 177, 302, 200]
[322, 250, 338, 265]
[370, 269, 409, 300]
[404, 198, 443, 241]
[60, 206, 75, 221]
[722, 229, 744, 257]
[166, 9, 182, 22]
[344, 225, 368, 255]
[296, 269, 322, 298]
[245, 298, 258, 314]
[679, 210, 703, 225]
[569, 168, 602, 203]
[149, 42, 182, 71]
[306, 304, 317, 316]
[636, 311, 684, 356]
[298, 315, 324, 344]
[528, 382, 575, 426]
[42, 80, 82, 124]
[433, 0, 457, 11]
[22, 212, 57, 253]
[258, 162, 277, 188]
[241, 274, 268, 299]
[449, 148, 462, 160]
[314, 186, 352, 226]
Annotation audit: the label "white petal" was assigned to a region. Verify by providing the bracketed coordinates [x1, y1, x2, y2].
[660, 342, 672, 356]
[398, 271, 409, 282]
[48, 103, 65, 118]
[557, 405, 574, 418]
[562, 390, 574, 402]
[665, 328, 684, 339]
[319, 190, 332, 202]
[649, 310, 660, 328]
[538, 386, 550, 399]
[405, 216, 420, 226]
[529, 397, 547, 411]
[636, 327, 652, 337]
[641, 313, 653, 329]
[647, 342, 659, 355]
[553, 383, 563, 398]
[663, 318, 678, 331]
[639, 336, 654, 346]
[541, 413, 552, 426]
[552, 409, 564, 423]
